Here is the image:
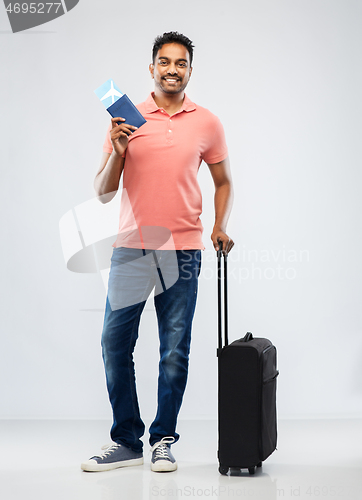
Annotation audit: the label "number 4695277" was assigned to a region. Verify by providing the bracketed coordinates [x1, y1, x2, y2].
[6, 3, 62, 14]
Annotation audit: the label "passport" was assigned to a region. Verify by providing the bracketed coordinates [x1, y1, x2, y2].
[106, 94, 147, 129]
[94, 79, 146, 129]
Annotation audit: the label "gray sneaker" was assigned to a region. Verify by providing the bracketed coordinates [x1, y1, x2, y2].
[81, 442, 144, 472]
[150, 437, 177, 472]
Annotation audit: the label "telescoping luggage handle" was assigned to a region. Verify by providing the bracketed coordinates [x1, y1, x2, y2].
[217, 241, 254, 349]
[217, 241, 228, 349]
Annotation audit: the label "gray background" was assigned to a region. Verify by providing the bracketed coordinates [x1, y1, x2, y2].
[1, 0, 361, 422]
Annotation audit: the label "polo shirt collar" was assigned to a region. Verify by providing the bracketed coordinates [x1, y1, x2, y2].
[144, 92, 196, 114]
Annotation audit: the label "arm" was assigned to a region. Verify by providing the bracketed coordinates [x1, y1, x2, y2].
[94, 151, 124, 203]
[94, 117, 137, 203]
[207, 156, 234, 254]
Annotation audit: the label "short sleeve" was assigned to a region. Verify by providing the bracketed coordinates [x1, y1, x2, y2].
[201, 117, 228, 164]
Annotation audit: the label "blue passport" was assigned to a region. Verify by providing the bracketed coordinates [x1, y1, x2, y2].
[94, 79, 146, 129]
[106, 94, 147, 129]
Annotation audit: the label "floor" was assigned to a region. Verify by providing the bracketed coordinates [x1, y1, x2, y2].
[1, 418, 361, 500]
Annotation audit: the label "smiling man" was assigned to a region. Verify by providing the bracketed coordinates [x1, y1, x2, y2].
[81, 32, 234, 473]
[152, 43, 191, 98]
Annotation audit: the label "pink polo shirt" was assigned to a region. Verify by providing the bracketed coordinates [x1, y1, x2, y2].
[103, 93, 228, 250]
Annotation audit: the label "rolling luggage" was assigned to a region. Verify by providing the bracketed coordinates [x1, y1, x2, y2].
[217, 246, 279, 475]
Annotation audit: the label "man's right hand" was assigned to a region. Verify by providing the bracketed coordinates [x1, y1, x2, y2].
[110, 117, 138, 156]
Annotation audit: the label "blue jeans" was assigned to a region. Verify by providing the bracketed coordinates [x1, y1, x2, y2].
[101, 247, 201, 452]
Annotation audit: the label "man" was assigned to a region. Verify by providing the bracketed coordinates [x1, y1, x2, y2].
[81, 32, 234, 473]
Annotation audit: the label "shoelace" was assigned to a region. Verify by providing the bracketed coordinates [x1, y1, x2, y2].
[97, 442, 121, 458]
[150, 436, 175, 459]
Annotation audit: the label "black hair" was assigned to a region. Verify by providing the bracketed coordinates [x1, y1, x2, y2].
[152, 32, 194, 66]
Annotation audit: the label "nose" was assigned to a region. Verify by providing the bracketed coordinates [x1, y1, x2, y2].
[167, 62, 178, 75]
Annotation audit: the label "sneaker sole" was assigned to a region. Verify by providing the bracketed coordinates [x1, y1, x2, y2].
[81, 457, 144, 472]
[151, 460, 177, 472]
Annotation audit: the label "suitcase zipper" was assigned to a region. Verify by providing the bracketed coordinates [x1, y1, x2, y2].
[263, 371, 279, 384]
[262, 345, 273, 354]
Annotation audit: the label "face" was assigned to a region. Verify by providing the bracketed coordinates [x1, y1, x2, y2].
[149, 43, 192, 95]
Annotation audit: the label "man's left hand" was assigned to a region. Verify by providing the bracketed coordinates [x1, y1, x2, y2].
[211, 229, 234, 254]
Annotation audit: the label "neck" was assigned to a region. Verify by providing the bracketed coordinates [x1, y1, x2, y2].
[152, 89, 185, 114]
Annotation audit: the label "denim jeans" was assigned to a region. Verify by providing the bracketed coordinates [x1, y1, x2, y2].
[101, 247, 201, 452]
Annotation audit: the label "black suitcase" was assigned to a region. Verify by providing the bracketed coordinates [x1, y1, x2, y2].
[217, 246, 279, 475]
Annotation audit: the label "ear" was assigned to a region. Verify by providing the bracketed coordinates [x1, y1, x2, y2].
[149, 63, 154, 79]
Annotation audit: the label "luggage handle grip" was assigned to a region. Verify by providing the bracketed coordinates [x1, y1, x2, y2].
[242, 332, 253, 342]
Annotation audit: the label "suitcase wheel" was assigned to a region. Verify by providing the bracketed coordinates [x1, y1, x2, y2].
[248, 466, 256, 475]
[218, 465, 229, 475]
[257, 461, 262, 468]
